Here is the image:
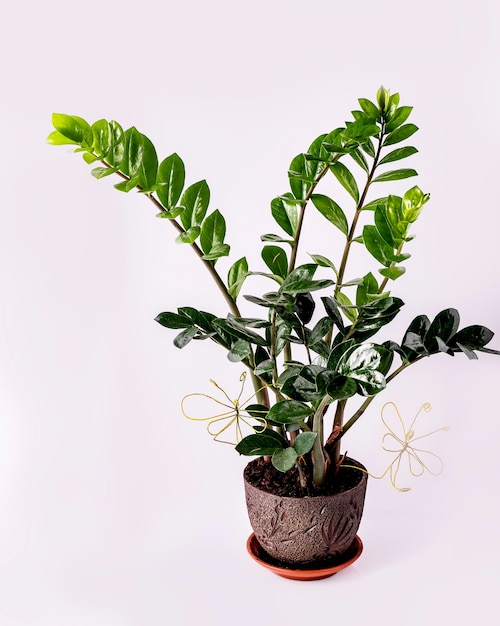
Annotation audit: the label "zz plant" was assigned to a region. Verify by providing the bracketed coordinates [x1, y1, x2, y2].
[48, 87, 499, 491]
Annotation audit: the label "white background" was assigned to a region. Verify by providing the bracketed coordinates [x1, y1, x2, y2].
[1, 0, 499, 624]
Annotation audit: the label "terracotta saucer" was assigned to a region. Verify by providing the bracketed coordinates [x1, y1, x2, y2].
[246, 534, 363, 581]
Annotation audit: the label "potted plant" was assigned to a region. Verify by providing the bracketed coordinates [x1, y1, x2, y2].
[47, 87, 499, 579]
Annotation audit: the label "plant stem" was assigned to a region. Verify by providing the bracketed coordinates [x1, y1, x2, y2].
[312, 395, 329, 484]
[335, 126, 386, 294]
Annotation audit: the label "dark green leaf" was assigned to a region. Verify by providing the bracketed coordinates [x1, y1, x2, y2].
[235, 432, 286, 456]
[330, 161, 359, 203]
[311, 194, 349, 235]
[271, 193, 299, 237]
[262, 246, 288, 279]
[450, 325, 495, 349]
[362, 225, 391, 266]
[267, 400, 313, 424]
[280, 264, 334, 294]
[425, 308, 460, 352]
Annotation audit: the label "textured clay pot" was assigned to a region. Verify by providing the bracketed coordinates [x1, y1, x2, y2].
[244, 458, 368, 566]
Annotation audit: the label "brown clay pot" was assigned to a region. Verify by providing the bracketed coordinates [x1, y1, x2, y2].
[243, 458, 368, 566]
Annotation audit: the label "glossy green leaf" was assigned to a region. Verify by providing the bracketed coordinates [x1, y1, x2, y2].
[46, 130, 78, 146]
[228, 257, 249, 298]
[308, 316, 334, 346]
[289, 153, 315, 200]
[176, 226, 200, 244]
[374, 205, 397, 247]
[180, 180, 210, 230]
[136, 133, 158, 190]
[106, 121, 125, 167]
[267, 400, 313, 424]
[385, 106, 413, 132]
[262, 246, 288, 279]
[311, 194, 349, 235]
[157, 153, 185, 210]
[122, 127, 143, 178]
[91, 119, 111, 158]
[272, 448, 298, 472]
[362, 225, 391, 266]
[271, 193, 298, 237]
[91, 165, 119, 179]
[379, 266, 405, 280]
[155, 311, 192, 329]
[350, 147, 370, 173]
[235, 432, 286, 456]
[280, 264, 334, 294]
[228, 339, 251, 362]
[51, 113, 92, 146]
[379, 146, 418, 165]
[383, 124, 419, 146]
[309, 254, 338, 276]
[362, 196, 388, 211]
[373, 169, 418, 183]
[425, 308, 460, 352]
[201, 243, 230, 261]
[213, 317, 268, 346]
[293, 432, 317, 456]
[321, 297, 345, 331]
[358, 98, 380, 118]
[451, 325, 494, 349]
[330, 161, 359, 203]
[335, 291, 358, 322]
[200, 209, 226, 257]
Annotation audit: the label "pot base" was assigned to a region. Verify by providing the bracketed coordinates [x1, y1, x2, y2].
[246, 533, 363, 581]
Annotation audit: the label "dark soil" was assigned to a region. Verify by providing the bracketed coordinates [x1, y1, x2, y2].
[244, 456, 365, 498]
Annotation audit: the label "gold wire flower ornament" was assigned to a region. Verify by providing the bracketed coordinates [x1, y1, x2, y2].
[376, 401, 450, 492]
[181, 372, 268, 445]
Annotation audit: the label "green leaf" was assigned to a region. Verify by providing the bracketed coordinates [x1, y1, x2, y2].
[330, 161, 359, 203]
[288, 153, 315, 201]
[180, 180, 210, 230]
[46, 130, 78, 146]
[91, 119, 111, 158]
[91, 165, 119, 179]
[308, 316, 334, 347]
[450, 325, 494, 350]
[373, 169, 418, 183]
[262, 246, 288, 279]
[311, 194, 349, 235]
[309, 254, 338, 276]
[425, 308, 460, 352]
[228, 339, 251, 362]
[136, 133, 158, 190]
[106, 121, 125, 167]
[336, 291, 358, 322]
[271, 193, 299, 237]
[157, 153, 185, 210]
[267, 400, 313, 424]
[122, 127, 143, 178]
[362, 196, 388, 211]
[374, 205, 397, 247]
[51, 113, 92, 146]
[155, 311, 192, 329]
[213, 317, 268, 346]
[386, 106, 413, 132]
[228, 257, 249, 298]
[173, 326, 199, 348]
[383, 124, 419, 147]
[200, 209, 226, 257]
[358, 98, 380, 118]
[236, 432, 286, 456]
[379, 146, 418, 165]
[350, 147, 370, 173]
[201, 243, 230, 261]
[293, 432, 317, 456]
[280, 264, 334, 294]
[362, 225, 391, 266]
[272, 448, 298, 472]
[379, 266, 406, 280]
[176, 226, 200, 244]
